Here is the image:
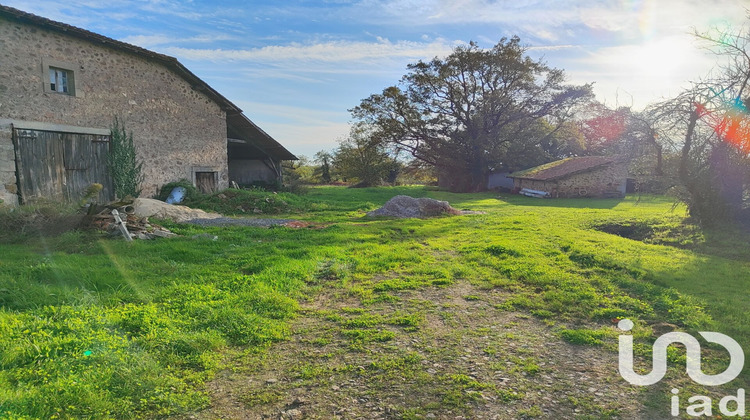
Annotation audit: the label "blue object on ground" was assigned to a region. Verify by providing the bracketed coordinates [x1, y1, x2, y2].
[165, 186, 186, 204]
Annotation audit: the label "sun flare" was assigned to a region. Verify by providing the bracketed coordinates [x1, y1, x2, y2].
[629, 37, 693, 84]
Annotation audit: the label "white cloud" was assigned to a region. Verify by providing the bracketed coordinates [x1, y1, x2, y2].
[120, 33, 237, 49]
[119, 35, 175, 48]
[348, 0, 748, 44]
[527, 44, 578, 52]
[160, 38, 460, 64]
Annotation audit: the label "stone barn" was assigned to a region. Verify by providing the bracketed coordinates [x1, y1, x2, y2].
[508, 156, 628, 198]
[0, 5, 295, 206]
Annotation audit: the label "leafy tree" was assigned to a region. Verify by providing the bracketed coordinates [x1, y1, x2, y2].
[579, 103, 668, 179]
[579, 103, 630, 155]
[350, 37, 592, 192]
[332, 123, 400, 187]
[282, 155, 314, 184]
[313, 150, 334, 183]
[108, 117, 143, 199]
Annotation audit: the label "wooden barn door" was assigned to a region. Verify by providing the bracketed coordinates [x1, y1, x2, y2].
[13, 128, 114, 204]
[61, 133, 113, 202]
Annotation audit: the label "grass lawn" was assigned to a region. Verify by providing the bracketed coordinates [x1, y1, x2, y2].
[0, 186, 748, 418]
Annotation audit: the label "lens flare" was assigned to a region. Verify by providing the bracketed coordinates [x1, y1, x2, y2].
[696, 97, 750, 155]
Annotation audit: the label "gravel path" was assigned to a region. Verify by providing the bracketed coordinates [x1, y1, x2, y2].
[183, 281, 650, 420]
[182, 217, 298, 227]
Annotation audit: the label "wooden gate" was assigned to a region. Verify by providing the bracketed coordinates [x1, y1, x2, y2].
[13, 128, 114, 203]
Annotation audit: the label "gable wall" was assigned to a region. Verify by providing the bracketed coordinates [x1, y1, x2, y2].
[0, 15, 228, 204]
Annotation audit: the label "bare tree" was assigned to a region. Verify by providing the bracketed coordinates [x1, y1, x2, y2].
[646, 22, 750, 224]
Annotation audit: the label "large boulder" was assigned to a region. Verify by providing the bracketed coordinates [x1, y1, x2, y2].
[366, 195, 464, 218]
[133, 198, 222, 223]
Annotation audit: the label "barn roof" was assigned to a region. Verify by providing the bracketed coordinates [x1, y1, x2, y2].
[0, 4, 296, 161]
[509, 156, 620, 181]
[227, 113, 297, 161]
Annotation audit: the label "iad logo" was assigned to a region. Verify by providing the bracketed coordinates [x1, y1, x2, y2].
[617, 319, 746, 417]
[617, 318, 744, 386]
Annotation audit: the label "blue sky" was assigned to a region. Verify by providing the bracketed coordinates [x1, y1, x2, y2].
[5, 0, 749, 157]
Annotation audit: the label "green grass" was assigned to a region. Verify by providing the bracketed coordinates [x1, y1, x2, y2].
[180, 187, 310, 215]
[1, 186, 749, 418]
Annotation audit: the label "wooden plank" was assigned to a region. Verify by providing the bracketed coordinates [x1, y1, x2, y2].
[6, 119, 110, 136]
[63, 133, 114, 203]
[111, 209, 133, 241]
[15, 129, 66, 202]
[91, 136, 114, 202]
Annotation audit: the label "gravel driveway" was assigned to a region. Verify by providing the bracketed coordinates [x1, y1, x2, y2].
[182, 217, 298, 227]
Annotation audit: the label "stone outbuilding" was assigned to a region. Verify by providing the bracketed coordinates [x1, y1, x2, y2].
[508, 156, 628, 198]
[0, 5, 295, 206]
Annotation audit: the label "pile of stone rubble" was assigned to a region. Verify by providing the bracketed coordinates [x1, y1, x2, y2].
[85, 198, 179, 240]
[366, 195, 483, 218]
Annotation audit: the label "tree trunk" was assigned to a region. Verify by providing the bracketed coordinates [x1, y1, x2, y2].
[678, 108, 699, 186]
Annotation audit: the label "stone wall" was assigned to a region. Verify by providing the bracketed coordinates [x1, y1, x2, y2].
[555, 163, 627, 197]
[0, 124, 17, 205]
[0, 15, 229, 203]
[514, 163, 628, 198]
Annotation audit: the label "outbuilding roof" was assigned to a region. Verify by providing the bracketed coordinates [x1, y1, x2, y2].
[509, 156, 620, 181]
[0, 4, 296, 161]
[227, 113, 297, 161]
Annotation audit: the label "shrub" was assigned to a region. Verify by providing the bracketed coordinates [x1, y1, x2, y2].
[157, 180, 200, 203]
[108, 117, 144, 199]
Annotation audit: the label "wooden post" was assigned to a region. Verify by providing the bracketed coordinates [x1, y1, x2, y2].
[111, 209, 133, 241]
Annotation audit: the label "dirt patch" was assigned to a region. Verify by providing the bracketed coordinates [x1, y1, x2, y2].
[592, 220, 704, 249]
[593, 221, 655, 242]
[179, 282, 652, 419]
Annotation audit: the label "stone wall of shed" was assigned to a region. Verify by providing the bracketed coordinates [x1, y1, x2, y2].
[513, 163, 628, 198]
[0, 15, 228, 203]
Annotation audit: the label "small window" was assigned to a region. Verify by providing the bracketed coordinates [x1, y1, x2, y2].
[41, 58, 81, 97]
[49, 67, 70, 94]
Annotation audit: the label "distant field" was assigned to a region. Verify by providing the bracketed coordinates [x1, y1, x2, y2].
[1, 186, 748, 418]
